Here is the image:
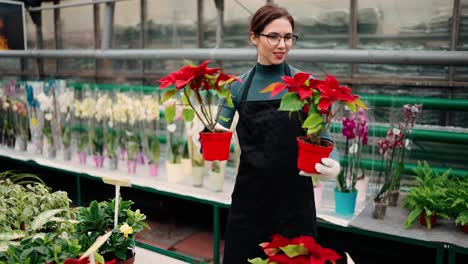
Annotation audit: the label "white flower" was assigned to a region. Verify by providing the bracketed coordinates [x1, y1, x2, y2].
[167, 124, 177, 132]
[392, 128, 401, 135]
[45, 113, 53, 121]
[95, 94, 113, 121]
[108, 120, 114, 128]
[36, 93, 54, 112]
[405, 139, 411, 150]
[80, 97, 96, 118]
[73, 100, 82, 117]
[349, 142, 358, 154]
[57, 90, 74, 114]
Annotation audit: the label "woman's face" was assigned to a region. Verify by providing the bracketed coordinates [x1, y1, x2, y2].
[250, 17, 293, 65]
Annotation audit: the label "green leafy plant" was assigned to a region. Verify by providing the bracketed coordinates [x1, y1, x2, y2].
[402, 162, 451, 229]
[182, 140, 190, 159]
[75, 198, 149, 261]
[90, 126, 104, 156]
[455, 211, 468, 226]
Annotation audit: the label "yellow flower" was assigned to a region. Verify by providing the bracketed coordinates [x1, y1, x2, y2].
[31, 118, 39, 127]
[119, 223, 133, 238]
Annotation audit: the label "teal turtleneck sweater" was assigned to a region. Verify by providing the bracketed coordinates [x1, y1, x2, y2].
[218, 62, 296, 128]
[218, 62, 340, 162]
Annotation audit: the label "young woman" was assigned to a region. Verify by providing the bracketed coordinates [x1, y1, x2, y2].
[215, 4, 341, 263]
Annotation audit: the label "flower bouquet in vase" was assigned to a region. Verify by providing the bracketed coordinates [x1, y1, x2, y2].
[261, 73, 365, 174]
[158, 60, 241, 161]
[334, 109, 369, 215]
[57, 87, 74, 160]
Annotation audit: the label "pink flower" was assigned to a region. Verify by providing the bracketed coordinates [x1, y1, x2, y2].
[341, 117, 356, 140]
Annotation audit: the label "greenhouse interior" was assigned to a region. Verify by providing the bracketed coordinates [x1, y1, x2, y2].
[0, 0, 467, 263]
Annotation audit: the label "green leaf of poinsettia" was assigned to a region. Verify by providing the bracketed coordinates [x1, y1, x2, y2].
[182, 108, 195, 122]
[248, 258, 270, 264]
[345, 102, 357, 112]
[218, 115, 231, 123]
[161, 89, 177, 103]
[182, 89, 192, 106]
[280, 244, 308, 258]
[302, 112, 323, 133]
[279, 92, 305, 112]
[164, 104, 176, 124]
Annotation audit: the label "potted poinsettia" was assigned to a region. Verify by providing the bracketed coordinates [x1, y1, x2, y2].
[248, 234, 347, 264]
[157, 60, 241, 161]
[261, 73, 365, 174]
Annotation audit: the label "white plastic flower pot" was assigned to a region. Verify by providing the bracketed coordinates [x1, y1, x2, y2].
[192, 166, 205, 187]
[181, 158, 192, 176]
[166, 161, 185, 184]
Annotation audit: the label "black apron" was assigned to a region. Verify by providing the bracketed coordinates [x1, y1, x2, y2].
[223, 65, 317, 264]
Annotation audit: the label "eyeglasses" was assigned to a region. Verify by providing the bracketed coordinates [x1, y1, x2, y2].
[258, 33, 299, 46]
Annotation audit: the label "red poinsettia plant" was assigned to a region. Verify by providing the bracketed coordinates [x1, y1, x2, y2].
[158, 60, 241, 131]
[248, 234, 342, 264]
[261, 73, 366, 146]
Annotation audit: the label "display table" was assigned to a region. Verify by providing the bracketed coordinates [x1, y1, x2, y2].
[0, 146, 466, 264]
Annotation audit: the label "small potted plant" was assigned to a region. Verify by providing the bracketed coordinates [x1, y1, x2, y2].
[455, 211, 468, 233]
[402, 162, 451, 229]
[75, 199, 149, 263]
[158, 60, 241, 161]
[261, 73, 365, 174]
[181, 139, 192, 176]
[248, 234, 345, 264]
[57, 87, 74, 160]
[335, 109, 369, 215]
[146, 134, 161, 177]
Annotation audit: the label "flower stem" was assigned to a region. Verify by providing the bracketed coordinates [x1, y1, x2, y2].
[184, 89, 209, 128]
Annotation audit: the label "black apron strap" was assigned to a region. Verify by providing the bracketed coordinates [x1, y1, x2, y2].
[240, 67, 256, 102]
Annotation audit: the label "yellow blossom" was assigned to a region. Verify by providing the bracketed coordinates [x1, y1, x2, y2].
[119, 223, 133, 238]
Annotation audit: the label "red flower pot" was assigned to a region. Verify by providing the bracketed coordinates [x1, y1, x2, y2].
[297, 138, 334, 174]
[419, 213, 437, 228]
[461, 225, 468, 233]
[200, 131, 233, 161]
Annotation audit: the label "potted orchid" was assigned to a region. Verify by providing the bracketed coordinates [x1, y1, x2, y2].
[25, 82, 43, 154]
[140, 95, 160, 176]
[334, 109, 369, 215]
[158, 60, 241, 161]
[163, 98, 186, 183]
[13, 99, 29, 151]
[248, 234, 345, 264]
[57, 87, 74, 160]
[74, 97, 96, 164]
[376, 104, 423, 208]
[261, 73, 365, 174]
[93, 94, 113, 168]
[37, 90, 57, 158]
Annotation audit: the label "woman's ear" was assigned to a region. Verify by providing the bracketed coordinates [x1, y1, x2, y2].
[249, 32, 258, 46]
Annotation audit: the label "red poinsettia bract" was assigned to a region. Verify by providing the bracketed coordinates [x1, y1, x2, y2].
[316, 75, 357, 114]
[158, 60, 221, 90]
[253, 234, 342, 264]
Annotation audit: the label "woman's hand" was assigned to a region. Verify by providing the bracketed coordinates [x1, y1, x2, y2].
[299, 158, 341, 180]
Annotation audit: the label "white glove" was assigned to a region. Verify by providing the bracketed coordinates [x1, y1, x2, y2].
[299, 158, 341, 180]
[192, 123, 230, 153]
